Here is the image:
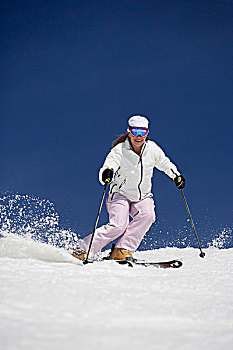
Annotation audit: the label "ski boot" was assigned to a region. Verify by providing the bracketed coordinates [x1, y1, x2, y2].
[110, 247, 133, 261]
[72, 247, 87, 261]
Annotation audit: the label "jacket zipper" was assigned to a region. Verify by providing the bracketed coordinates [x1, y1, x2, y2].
[138, 155, 143, 200]
[137, 143, 146, 200]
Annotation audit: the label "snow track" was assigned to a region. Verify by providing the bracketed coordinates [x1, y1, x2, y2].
[0, 236, 232, 350]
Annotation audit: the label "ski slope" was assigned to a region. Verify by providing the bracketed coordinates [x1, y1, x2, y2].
[0, 235, 232, 350]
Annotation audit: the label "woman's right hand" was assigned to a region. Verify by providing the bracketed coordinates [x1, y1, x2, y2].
[102, 168, 114, 185]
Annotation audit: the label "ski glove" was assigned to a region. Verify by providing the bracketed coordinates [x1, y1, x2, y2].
[102, 168, 114, 185]
[174, 175, 186, 189]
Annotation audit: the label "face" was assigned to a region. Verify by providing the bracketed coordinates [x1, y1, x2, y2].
[128, 127, 149, 151]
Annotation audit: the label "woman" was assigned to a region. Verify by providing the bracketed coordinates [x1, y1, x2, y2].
[73, 115, 185, 261]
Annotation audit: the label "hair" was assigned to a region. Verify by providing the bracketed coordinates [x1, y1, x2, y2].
[112, 134, 128, 148]
[112, 133, 150, 148]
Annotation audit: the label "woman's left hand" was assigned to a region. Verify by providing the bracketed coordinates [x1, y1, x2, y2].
[174, 175, 186, 189]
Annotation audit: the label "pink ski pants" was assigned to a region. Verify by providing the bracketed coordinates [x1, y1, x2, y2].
[83, 193, 156, 256]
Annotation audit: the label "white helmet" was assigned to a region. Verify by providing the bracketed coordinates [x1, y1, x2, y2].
[128, 115, 149, 129]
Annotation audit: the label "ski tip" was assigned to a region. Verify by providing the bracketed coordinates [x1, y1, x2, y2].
[171, 260, 183, 268]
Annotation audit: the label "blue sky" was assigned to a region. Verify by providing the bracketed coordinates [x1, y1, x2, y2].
[1, 0, 233, 247]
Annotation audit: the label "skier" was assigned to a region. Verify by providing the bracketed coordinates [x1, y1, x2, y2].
[73, 115, 185, 261]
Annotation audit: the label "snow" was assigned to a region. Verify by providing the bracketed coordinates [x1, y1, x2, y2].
[0, 235, 233, 350]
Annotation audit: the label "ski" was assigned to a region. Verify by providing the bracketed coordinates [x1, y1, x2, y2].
[131, 259, 182, 268]
[72, 249, 182, 268]
[101, 257, 183, 268]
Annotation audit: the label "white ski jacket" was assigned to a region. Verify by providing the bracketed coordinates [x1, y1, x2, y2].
[99, 138, 181, 202]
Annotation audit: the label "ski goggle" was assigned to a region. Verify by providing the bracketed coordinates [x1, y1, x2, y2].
[130, 127, 148, 137]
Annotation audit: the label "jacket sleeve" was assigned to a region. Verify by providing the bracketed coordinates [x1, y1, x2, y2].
[98, 144, 123, 185]
[153, 142, 181, 180]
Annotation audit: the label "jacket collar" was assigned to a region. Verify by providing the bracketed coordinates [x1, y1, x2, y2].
[125, 137, 132, 150]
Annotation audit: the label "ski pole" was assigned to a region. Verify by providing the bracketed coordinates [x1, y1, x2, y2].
[83, 183, 108, 264]
[180, 189, 205, 258]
